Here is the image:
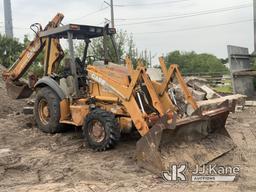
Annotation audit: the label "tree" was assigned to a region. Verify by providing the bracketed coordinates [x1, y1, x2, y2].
[165, 51, 229, 75]
[0, 34, 45, 77]
[74, 30, 143, 68]
[220, 58, 228, 64]
[0, 34, 23, 68]
[75, 30, 127, 63]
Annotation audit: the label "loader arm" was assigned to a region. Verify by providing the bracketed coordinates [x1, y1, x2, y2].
[2, 13, 64, 81]
[158, 57, 198, 110]
[87, 57, 173, 136]
[87, 65, 150, 135]
[136, 57, 236, 175]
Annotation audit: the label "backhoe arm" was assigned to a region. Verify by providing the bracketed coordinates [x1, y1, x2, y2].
[2, 13, 64, 81]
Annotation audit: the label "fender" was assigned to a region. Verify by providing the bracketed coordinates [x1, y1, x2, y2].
[35, 76, 65, 100]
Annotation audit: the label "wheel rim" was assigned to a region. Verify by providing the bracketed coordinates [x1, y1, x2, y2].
[38, 98, 50, 125]
[89, 120, 106, 143]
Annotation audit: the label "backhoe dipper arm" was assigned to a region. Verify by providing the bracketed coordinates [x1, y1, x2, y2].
[2, 13, 64, 81]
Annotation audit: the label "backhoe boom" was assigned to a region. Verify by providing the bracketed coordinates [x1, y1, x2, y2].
[2, 13, 64, 82]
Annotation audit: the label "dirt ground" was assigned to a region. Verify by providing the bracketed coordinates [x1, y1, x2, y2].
[0, 65, 256, 192]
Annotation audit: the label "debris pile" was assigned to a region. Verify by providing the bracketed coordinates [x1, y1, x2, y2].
[171, 76, 246, 116]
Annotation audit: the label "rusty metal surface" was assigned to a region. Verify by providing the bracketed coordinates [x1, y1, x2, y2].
[136, 115, 171, 174]
[6, 81, 33, 99]
[136, 102, 235, 175]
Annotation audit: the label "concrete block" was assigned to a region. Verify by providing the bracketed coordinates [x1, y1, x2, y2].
[175, 85, 206, 101]
[191, 89, 206, 101]
[186, 76, 207, 90]
[186, 104, 195, 116]
[245, 100, 256, 106]
[233, 76, 254, 97]
[197, 94, 246, 111]
[200, 85, 221, 99]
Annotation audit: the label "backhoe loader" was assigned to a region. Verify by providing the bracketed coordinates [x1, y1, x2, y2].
[2, 13, 237, 175]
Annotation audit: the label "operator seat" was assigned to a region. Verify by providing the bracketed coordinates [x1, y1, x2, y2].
[59, 58, 75, 97]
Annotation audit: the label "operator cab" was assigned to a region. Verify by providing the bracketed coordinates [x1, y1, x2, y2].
[39, 23, 118, 65]
[39, 24, 119, 97]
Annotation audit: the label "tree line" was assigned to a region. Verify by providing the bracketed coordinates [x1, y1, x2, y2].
[164, 51, 229, 75]
[0, 33, 229, 77]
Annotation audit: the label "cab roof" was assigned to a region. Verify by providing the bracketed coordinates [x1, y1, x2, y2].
[39, 24, 116, 39]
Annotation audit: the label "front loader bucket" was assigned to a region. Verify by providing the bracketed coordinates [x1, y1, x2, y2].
[136, 101, 235, 175]
[5, 80, 33, 99]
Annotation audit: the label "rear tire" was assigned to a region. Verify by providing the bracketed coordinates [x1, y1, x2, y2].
[83, 109, 120, 151]
[34, 87, 63, 133]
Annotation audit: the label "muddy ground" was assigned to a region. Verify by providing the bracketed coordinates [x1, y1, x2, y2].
[0, 65, 256, 192]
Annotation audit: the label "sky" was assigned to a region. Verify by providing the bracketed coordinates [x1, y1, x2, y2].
[0, 0, 254, 63]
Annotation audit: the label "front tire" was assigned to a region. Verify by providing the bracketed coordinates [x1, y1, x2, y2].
[34, 87, 63, 133]
[83, 109, 120, 151]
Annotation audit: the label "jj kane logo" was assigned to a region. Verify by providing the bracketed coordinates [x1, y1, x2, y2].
[162, 163, 240, 182]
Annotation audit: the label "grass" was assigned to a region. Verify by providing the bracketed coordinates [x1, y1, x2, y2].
[214, 85, 233, 94]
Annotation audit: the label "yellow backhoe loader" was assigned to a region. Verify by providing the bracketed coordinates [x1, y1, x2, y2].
[2, 13, 237, 175]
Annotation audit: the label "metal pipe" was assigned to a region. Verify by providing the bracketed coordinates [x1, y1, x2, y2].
[110, 0, 115, 28]
[137, 92, 145, 113]
[68, 31, 79, 96]
[169, 88, 177, 105]
[254, 0, 256, 52]
[3, 0, 13, 38]
[110, 34, 120, 63]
